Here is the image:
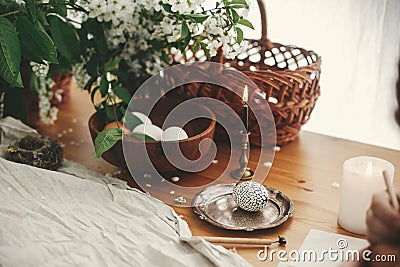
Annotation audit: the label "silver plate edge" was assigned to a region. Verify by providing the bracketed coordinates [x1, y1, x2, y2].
[192, 183, 294, 231]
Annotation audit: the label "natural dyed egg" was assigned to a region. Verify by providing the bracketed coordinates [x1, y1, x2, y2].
[103, 121, 131, 134]
[132, 112, 152, 125]
[132, 124, 163, 141]
[232, 181, 269, 212]
[162, 126, 188, 141]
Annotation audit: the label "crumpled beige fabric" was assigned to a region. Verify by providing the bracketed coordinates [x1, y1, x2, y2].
[0, 117, 252, 267]
[0, 116, 38, 145]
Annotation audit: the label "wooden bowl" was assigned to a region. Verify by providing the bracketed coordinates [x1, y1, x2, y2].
[88, 98, 216, 172]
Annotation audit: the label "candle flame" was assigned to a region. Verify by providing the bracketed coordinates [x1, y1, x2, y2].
[242, 85, 248, 102]
[365, 162, 373, 176]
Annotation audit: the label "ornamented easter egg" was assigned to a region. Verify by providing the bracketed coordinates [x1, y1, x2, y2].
[103, 121, 131, 134]
[232, 181, 269, 212]
[132, 124, 163, 141]
[132, 112, 152, 125]
[162, 126, 188, 141]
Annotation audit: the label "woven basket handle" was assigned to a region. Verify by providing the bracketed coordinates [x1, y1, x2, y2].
[257, 0, 269, 44]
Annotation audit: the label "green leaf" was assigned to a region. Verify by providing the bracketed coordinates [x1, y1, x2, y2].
[99, 77, 109, 97]
[0, 1, 21, 15]
[4, 87, 27, 121]
[235, 26, 243, 44]
[116, 107, 124, 122]
[124, 111, 142, 131]
[93, 128, 123, 159]
[15, 73, 22, 87]
[181, 21, 189, 39]
[160, 50, 169, 63]
[182, 34, 191, 53]
[225, 4, 248, 9]
[113, 86, 131, 104]
[231, 9, 240, 23]
[49, 54, 72, 73]
[130, 133, 156, 142]
[48, 15, 80, 62]
[16, 16, 58, 64]
[0, 17, 22, 87]
[162, 4, 173, 13]
[81, 19, 108, 57]
[37, 9, 49, 26]
[185, 14, 209, 23]
[199, 42, 210, 59]
[85, 56, 99, 76]
[50, 0, 68, 17]
[104, 104, 116, 121]
[193, 42, 200, 52]
[104, 57, 120, 72]
[225, 0, 247, 6]
[149, 39, 163, 50]
[237, 18, 254, 29]
[110, 69, 127, 83]
[110, 79, 117, 88]
[28, 3, 38, 23]
[119, 105, 127, 114]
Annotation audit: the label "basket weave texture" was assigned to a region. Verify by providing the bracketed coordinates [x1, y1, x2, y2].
[170, 0, 321, 146]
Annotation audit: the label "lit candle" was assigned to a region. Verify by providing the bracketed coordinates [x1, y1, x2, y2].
[242, 85, 248, 133]
[338, 156, 395, 235]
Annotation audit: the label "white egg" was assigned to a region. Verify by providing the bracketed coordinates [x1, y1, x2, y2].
[232, 182, 269, 212]
[132, 112, 152, 125]
[162, 126, 189, 141]
[132, 124, 163, 141]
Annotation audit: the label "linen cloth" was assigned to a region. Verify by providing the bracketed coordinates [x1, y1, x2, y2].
[0, 117, 251, 267]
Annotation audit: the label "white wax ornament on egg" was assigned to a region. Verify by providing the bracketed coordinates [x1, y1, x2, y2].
[162, 126, 188, 141]
[232, 181, 269, 212]
[132, 124, 163, 141]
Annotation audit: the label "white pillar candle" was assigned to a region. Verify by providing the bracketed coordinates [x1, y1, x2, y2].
[338, 156, 395, 235]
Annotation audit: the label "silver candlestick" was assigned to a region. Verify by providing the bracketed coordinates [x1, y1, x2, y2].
[230, 130, 254, 180]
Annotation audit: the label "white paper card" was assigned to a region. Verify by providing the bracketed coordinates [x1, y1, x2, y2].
[277, 229, 369, 267]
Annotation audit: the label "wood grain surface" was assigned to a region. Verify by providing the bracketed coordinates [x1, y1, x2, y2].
[28, 87, 400, 266]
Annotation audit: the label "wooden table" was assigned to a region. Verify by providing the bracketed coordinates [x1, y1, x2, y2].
[29, 88, 400, 266]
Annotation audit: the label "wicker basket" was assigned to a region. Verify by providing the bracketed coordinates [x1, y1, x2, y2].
[169, 0, 321, 146]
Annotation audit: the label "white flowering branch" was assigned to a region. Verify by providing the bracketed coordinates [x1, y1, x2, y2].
[0, 1, 87, 17]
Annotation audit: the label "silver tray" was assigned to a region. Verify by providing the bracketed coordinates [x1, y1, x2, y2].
[192, 183, 294, 231]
